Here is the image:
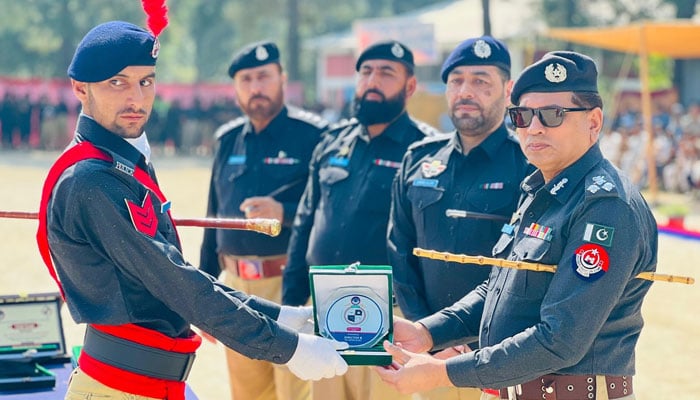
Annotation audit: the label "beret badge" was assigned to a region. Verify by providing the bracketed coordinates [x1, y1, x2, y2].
[255, 45, 269, 61]
[473, 39, 492, 59]
[391, 43, 405, 58]
[545, 63, 567, 83]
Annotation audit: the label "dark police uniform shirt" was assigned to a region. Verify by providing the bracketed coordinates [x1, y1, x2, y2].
[282, 112, 437, 306]
[199, 106, 327, 276]
[47, 115, 297, 364]
[420, 144, 657, 388]
[388, 124, 531, 322]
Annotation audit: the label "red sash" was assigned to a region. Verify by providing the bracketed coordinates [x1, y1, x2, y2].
[36, 142, 200, 399]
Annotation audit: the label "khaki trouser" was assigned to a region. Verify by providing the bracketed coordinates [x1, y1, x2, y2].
[478, 376, 636, 400]
[415, 386, 483, 400]
[65, 367, 162, 400]
[224, 270, 310, 400]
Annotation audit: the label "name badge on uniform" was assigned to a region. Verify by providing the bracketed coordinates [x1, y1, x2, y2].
[227, 155, 246, 165]
[264, 157, 299, 165]
[412, 178, 439, 188]
[329, 157, 349, 167]
[501, 223, 515, 235]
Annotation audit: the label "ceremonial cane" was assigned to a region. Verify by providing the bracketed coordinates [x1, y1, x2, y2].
[413, 248, 695, 285]
[0, 211, 281, 237]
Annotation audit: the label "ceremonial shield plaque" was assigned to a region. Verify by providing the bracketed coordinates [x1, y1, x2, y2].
[310, 263, 393, 366]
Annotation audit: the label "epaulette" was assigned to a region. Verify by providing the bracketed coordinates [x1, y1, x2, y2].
[287, 106, 329, 130]
[326, 118, 359, 136]
[410, 118, 441, 137]
[584, 173, 619, 199]
[214, 117, 246, 140]
[407, 132, 452, 151]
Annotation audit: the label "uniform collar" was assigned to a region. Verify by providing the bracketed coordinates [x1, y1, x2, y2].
[75, 114, 147, 168]
[451, 122, 509, 159]
[359, 111, 413, 144]
[242, 105, 288, 138]
[522, 144, 604, 203]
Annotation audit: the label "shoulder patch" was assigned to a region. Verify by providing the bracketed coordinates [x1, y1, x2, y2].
[214, 117, 246, 140]
[287, 106, 329, 129]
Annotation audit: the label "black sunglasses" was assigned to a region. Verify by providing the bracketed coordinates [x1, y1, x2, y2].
[508, 106, 594, 128]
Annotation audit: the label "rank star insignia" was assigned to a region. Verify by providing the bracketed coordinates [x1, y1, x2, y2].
[473, 39, 491, 59]
[544, 63, 567, 83]
[255, 45, 269, 61]
[126, 192, 158, 237]
[391, 43, 404, 58]
[421, 160, 447, 178]
[572, 243, 609, 281]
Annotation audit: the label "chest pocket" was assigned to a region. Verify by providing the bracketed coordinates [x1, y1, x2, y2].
[360, 165, 398, 213]
[318, 166, 349, 200]
[407, 185, 444, 211]
[466, 184, 514, 214]
[502, 236, 552, 299]
[222, 158, 247, 182]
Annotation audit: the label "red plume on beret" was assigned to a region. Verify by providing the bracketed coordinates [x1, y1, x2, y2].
[141, 0, 168, 37]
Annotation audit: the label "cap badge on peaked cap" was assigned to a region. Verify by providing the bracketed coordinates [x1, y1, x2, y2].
[545, 63, 567, 83]
[473, 39, 492, 59]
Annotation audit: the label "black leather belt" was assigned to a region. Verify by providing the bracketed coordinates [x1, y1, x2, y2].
[82, 326, 196, 382]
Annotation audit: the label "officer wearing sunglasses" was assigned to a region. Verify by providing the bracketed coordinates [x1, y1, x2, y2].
[376, 51, 657, 400]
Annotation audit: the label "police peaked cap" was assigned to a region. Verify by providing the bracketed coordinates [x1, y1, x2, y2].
[440, 36, 511, 83]
[228, 41, 281, 78]
[355, 40, 414, 71]
[511, 51, 599, 105]
[68, 21, 158, 83]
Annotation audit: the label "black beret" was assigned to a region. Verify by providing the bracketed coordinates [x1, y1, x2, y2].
[511, 51, 599, 105]
[355, 40, 414, 71]
[68, 21, 157, 83]
[228, 41, 280, 78]
[440, 36, 511, 83]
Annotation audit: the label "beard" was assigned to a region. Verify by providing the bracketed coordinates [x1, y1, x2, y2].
[353, 88, 407, 126]
[449, 98, 505, 137]
[240, 90, 284, 122]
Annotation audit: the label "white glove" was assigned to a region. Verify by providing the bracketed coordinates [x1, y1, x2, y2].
[286, 333, 349, 381]
[278, 305, 314, 333]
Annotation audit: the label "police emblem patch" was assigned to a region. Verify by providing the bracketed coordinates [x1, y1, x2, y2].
[126, 192, 158, 237]
[421, 160, 447, 178]
[391, 43, 405, 58]
[572, 243, 609, 281]
[473, 39, 492, 59]
[549, 177, 568, 195]
[255, 45, 269, 61]
[544, 63, 567, 83]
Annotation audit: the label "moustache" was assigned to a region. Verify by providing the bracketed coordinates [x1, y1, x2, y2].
[453, 99, 481, 109]
[250, 95, 270, 103]
[119, 108, 147, 115]
[361, 89, 386, 102]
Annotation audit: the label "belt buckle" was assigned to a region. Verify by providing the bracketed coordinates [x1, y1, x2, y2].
[178, 352, 197, 382]
[237, 259, 264, 280]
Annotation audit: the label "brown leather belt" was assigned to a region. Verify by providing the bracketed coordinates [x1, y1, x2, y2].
[221, 255, 285, 280]
[499, 375, 632, 399]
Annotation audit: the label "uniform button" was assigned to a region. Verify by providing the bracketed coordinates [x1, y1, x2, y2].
[528, 212, 534, 218]
[272, 355, 282, 363]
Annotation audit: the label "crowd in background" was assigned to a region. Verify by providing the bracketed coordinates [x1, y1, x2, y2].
[1, 91, 699, 196]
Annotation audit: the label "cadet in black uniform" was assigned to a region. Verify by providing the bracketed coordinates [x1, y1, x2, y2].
[283, 41, 437, 400]
[387, 36, 531, 400]
[199, 41, 327, 400]
[40, 22, 348, 400]
[376, 51, 656, 400]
